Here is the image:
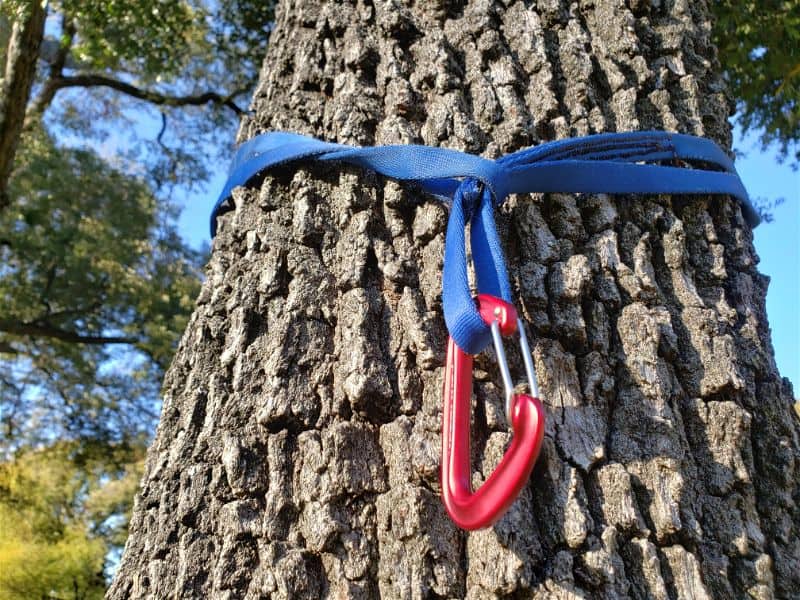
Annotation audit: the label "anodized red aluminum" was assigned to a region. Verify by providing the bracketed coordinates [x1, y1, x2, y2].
[440, 296, 545, 530]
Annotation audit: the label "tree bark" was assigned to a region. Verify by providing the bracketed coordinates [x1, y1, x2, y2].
[110, 1, 799, 598]
[0, 0, 45, 210]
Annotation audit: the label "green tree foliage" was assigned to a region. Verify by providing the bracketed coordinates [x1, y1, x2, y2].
[1, 1, 272, 592]
[0, 0, 273, 448]
[1, 123, 200, 446]
[713, 0, 800, 163]
[0, 441, 144, 599]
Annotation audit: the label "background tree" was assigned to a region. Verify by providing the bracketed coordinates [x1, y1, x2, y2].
[712, 0, 800, 164]
[0, 0, 272, 594]
[109, 0, 800, 598]
[0, 440, 144, 599]
[1, 0, 274, 451]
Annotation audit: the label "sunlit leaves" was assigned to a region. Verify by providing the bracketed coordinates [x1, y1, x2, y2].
[58, 0, 198, 77]
[0, 526, 106, 599]
[0, 441, 145, 598]
[713, 0, 800, 163]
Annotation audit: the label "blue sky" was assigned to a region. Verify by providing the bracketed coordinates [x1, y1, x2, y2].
[176, 128, 798, 392]
[735, 130, 799, 390]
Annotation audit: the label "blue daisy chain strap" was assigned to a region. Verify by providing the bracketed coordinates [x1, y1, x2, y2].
[211, 130, 757, 355]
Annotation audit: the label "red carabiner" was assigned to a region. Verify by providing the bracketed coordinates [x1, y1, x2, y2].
[441, 295, 545, 530]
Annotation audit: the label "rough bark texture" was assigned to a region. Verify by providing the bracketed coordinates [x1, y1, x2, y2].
[110, 1, 799, 598]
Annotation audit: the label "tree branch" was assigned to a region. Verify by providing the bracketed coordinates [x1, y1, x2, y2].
[29, 17, 76, 115]
[157, 111, 168, 146]
[0, 1, 47, 212]
[0, 340, 18, 354]
[44, 74, 247, 116]
[0, 320, 137, 346]
[43, 302, 104, 322]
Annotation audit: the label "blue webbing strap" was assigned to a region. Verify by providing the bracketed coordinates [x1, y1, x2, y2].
[211, 130, 757, 354]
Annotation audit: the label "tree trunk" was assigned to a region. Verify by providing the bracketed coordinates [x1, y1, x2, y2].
[109, 1, 799, 598]
[0, 0, 45, 209]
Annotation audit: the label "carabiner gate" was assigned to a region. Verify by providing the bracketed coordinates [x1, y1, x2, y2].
[441, 294, 545, 530]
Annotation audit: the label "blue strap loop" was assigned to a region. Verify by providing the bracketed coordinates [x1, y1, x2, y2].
[211, 130, 757, 354]
[442, 180, 515, 353]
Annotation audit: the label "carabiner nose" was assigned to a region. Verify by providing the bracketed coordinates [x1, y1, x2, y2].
[441, 295, 545, 530]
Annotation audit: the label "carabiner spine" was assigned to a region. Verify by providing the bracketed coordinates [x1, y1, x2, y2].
[489, 319, 516, 424]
